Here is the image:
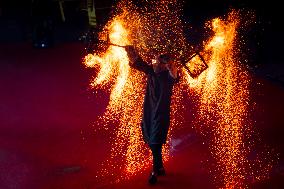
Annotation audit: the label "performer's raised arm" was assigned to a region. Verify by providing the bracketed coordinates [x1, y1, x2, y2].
[125, 46, 152, 74]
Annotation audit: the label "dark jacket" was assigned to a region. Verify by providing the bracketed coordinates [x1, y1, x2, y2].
[131, 58, 176, 144]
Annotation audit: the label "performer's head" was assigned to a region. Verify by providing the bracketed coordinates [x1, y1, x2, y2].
[158, 54, 171, 64]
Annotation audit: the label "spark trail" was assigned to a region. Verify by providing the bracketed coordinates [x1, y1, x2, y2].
[83, 0, 276, 188]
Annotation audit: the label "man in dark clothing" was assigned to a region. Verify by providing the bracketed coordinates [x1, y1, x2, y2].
[125, 46, 178, 184]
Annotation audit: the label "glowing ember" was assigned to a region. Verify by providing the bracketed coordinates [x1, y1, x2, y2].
[83, 0, 277, 188]
[195, 13, 249, 188]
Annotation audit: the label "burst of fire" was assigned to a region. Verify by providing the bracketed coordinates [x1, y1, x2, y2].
[188, 13, 250, 188]
[84, 15, 150, 179]
[83, 0, 276, 188]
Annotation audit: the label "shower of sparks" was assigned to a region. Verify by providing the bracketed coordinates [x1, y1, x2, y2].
[179, 11, 277, 188]
[188, 13, 250, 188]
[83, 0, 276, 188]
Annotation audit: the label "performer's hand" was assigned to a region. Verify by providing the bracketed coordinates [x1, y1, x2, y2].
[152, 55, 160, 65]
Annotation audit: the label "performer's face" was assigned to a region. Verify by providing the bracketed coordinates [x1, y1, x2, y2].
[159, 54, 171, 64]
[151, 57, 168, 71]
[152, 54, 170, 65]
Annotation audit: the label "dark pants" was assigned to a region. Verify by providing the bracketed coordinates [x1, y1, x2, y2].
[149, 144, 163, 171]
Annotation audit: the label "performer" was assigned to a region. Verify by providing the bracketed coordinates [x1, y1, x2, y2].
[125, 46, 178, 184]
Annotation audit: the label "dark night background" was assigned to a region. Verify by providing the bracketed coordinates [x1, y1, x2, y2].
[0, 0, 283, 68]
[1, 0, 283, 86]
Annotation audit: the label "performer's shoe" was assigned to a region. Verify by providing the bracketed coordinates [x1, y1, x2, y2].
[157, 167, 166, 176]
[148, 171, 158, 185]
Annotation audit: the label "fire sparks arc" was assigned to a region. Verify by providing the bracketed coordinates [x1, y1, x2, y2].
[83, 1, 276, 188]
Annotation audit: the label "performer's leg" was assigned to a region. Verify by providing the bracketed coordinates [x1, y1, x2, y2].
[148, 143, 166, 184]
[149, 143, 163, 172]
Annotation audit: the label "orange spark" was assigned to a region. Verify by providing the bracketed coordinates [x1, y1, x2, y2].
[83, 1, 276, 188]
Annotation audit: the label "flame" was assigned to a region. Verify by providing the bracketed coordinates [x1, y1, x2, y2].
[192, 14, 249, 188]
[83, 1, 276, 188]
[84, 14, 151, 181]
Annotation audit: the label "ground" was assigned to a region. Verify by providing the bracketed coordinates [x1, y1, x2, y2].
[0, 42, 283, 189]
